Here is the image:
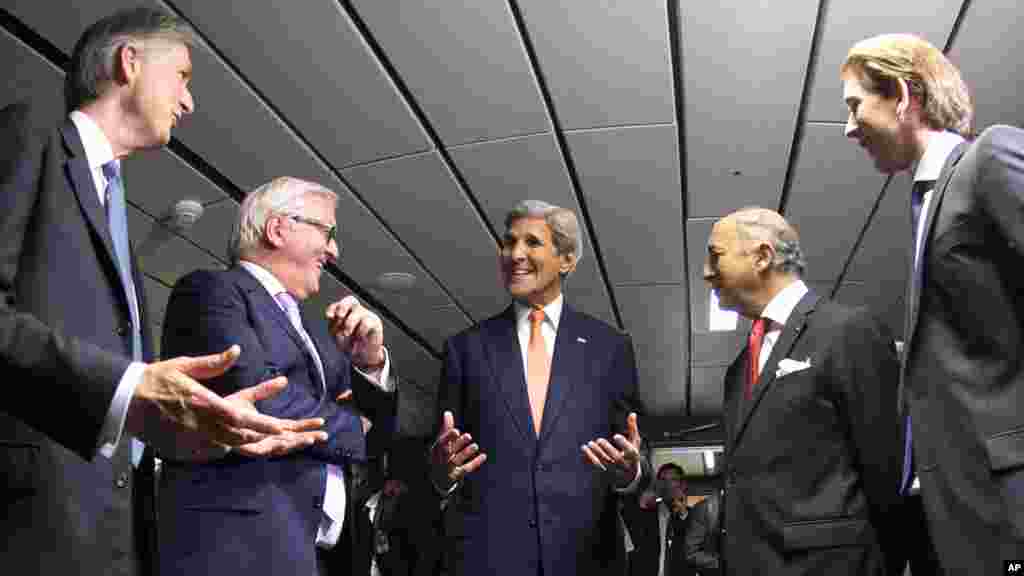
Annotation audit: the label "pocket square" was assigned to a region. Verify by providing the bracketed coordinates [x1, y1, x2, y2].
[776, 357, 812, 378]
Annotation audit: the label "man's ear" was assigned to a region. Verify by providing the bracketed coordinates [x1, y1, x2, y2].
[560, 252, 578, 276]
[753, 241, 775, 273]
[263, 214, 287, 249]
[896, 77, 913, 121]
[115, 42, 143, 86]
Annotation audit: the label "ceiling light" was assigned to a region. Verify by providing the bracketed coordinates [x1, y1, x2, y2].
[375, 272, 417, 292]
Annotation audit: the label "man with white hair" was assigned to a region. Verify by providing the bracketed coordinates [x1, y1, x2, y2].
[158, 176, 398, 576]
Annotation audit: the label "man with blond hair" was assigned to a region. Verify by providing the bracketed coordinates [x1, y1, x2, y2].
[159, 177, 397, 575]
[842, 33, 1024, 572]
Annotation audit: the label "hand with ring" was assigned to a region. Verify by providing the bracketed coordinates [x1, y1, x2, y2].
[429, 411, 487, 493]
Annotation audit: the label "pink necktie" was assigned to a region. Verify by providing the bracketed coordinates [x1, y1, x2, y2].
[746, 318, 767, 401]
[527, 308, 550, 436]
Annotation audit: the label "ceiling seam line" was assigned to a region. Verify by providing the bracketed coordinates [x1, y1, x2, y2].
[505, 0, 625, 330]
[777, 0, 829, 215]
[339, 0, 505, 255]
[829, 174, 893, 298]
[563, 121, 677, 135]
[162, 0, 473, 333]
[0, 3, 443, 359]
[944, 0, 973, 54]
[667, 0, 693, 416]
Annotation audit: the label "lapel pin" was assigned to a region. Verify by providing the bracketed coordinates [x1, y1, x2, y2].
[577, 337, 587, 343]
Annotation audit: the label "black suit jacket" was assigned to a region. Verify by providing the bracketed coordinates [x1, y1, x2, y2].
[0, 101, 154, 575]
[903, 125, 1024, 572]
[722, 290, 901, 576]
[158, 266, 395, 576]
[440, 303, 644, 576]
[621, 499, 705, 576]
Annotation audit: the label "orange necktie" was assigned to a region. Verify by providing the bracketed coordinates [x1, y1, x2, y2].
[527, 308, 551, 436]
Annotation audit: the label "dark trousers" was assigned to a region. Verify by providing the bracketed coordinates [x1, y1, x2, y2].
[899, 494, 941, 576]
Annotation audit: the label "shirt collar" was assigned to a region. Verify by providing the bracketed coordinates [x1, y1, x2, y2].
[239, 260, 290, 300]
[913, 130, 965, 183]
[760, 279, 808, 329]
[514, 293, 564, 331]
[68, 110, 116, 172]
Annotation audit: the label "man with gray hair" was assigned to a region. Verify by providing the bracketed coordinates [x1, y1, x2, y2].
[0, 8, 322, 576]
[430, 199, 646, 576]
[703, 208, 902, 575]
[159, 176, 397, 576]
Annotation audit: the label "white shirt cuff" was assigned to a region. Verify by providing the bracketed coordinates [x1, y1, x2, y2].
[353, 347, 393, 392]
[97, 361, 146, 459]
[614, 462, 644, 494]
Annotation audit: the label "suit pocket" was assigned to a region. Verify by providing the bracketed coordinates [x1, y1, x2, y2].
[782, 517, 870, 551]
[986, 426, 1024, 472]
[0, 442, 40, 502]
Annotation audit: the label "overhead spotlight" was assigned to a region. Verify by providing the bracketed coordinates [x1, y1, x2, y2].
[165, 199, 204, 231]
[375, 272, 417, 292]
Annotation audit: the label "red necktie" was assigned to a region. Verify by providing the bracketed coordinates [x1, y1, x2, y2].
[746, 318, 767, 401]
[527, 308, 550, 436]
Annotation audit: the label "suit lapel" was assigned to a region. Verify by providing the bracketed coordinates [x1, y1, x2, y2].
[234, 267, 315, 369]
[903, 142, 969, 374]
[538, 304, 582, 444]
[733, 291, 819, 448]
[62, 121, 119, 284]
[484, 306, 533, 442]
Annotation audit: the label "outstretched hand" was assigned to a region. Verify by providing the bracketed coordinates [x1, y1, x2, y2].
[429, 411, 486, 492]
[127, 345, 326, 461]
[581, 412, 642, 488]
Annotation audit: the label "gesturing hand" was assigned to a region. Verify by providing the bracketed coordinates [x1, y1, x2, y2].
[127, 345, 326, 461]
[327, 296, 385, 371]
[581, 412, 642, 488]
[429, 411, 486, 492]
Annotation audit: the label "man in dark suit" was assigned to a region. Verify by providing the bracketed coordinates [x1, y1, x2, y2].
[842, 34, 1024, 573]
[429, 199, 646, 576]
[159, 176, 398, 575]
[0, 9, 323, 576]
[621, 462, 717, 576]
[703, 208, 902, 575]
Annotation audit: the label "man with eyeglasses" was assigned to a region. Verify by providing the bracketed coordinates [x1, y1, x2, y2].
[158, 176, 399, 576]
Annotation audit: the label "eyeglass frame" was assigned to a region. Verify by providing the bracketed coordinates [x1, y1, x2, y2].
[283, 213, 339, 250]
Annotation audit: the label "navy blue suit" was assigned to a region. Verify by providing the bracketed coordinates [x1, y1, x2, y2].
[158, 266, 394, 575]
[0, 102, 154, 576]
[440, 304, 642, 576]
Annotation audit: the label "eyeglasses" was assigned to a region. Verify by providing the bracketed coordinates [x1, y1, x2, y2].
[286, 214, 338, 247]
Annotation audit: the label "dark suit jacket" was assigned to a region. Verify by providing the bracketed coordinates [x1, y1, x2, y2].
[722, 291, 901, 576]
[903, 125, 1024, 572]
[440, 303, 643, 576]
[158, 266, 394, 576]
[621, 500, 702, 576]
[0, 101, 155, 575]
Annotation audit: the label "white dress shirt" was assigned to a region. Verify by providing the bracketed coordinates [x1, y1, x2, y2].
[513, 295, 641, 491]
[70, 110, 147, 459]
[754, 280, 809, 377]
[240, 260, 393, 548]
[911, 130, 965, 267]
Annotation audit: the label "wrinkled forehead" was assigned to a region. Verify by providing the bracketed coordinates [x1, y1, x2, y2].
[505, 216, 552, 239]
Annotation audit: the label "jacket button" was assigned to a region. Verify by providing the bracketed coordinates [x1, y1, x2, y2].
[115, 473, 129, 488]
[115, 326, 126, 336]
[528, 519, 537, 528]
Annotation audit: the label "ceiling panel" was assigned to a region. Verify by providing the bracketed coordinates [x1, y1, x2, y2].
[301, 275, 441, 390]
[806, 0, 962, 123]
[0, 27, 63, 112]
[342, 152, 505, 320]
[681, 0, 817, 217]
[518, 0, 674, 130]
[3, 0, 139, 53]
[567, 125, 683, 285]
[142, 274, 171, 327]
[950, 0, 1024, 131]
[685, 218, 715, 332]
[123, 149, 230, 221]
[172, 1, 429, 169]
[825, 280, 906, 341]
[690, 364, 728, 416]
[616, 284, 688, 416]
[179, 198, 236, 263]
[783, 123, 888, 282]
[692, 330, 747, 368]
[450, 132, 615, 324]
[351, 0, 547, 147]
[128, 206, 225, 287]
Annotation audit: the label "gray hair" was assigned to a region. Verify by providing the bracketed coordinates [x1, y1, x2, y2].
[504, 199, 583, 277]
[733, 207, 806, 277]
[66, 7, 195, 112]
[229, 177, 338, 264]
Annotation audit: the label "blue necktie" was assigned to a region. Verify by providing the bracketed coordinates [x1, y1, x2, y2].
[103, 161, 144, 467]
[901, 179, 934, 494]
